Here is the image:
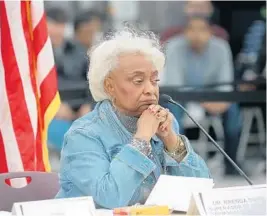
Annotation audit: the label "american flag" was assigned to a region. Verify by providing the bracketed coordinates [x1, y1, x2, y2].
[0, 0, 60, 179]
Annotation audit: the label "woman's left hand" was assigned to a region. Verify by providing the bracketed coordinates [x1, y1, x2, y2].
[148, 104, 180, 152]
[147, 105, 175, 138]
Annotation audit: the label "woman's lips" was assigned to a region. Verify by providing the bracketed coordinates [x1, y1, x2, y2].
[140, 100, 157, 106]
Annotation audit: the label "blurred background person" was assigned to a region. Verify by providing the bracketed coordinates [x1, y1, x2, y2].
[47, 9, 104, 152]
[236, 6, 266, 94]
[160, 0, 229, 43]
[46, 7, 72, 153]
[46, 7, 68, 85]
[46, 7, 67, 49]
[56, 10, 104, 119]
[160, 14, 242, 176]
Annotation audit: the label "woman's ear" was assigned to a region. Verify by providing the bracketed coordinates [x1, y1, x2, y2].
[104, 76, 115, 97]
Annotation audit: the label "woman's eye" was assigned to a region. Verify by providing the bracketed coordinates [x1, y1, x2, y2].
[152, 79, 160, 84]
[133, 79, 143, 84]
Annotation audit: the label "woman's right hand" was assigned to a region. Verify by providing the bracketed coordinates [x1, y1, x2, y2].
[134, 105, 164, 142]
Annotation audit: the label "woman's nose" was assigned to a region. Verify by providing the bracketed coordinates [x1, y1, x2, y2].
[143, 81, 155, 94]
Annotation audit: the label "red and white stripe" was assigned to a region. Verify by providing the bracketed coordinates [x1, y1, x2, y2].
[0, 0, 59, 182]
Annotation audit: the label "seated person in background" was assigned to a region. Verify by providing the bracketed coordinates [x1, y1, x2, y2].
[46, 7, 67, 50]
[56, 29, 210, 209]
[56, 10, 104, 120]
[161, 0, 228, 43]
[47, 10, 103, 151]
[236, 17, 266, 91]
[236, 12, 266, 124]
[160, 14, 242, 176]
[46, 7, 72, 150]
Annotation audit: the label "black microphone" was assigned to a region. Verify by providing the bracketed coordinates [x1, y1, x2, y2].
[159, 94, 253, 185]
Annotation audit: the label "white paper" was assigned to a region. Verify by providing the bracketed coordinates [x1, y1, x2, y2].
[96, 209, 113, 216]
[0, 212, 11, 216]
[145, 175, 214, 212]
[12, 197, 96, 216]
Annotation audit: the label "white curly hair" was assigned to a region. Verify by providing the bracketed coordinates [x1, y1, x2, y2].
[87, 28, 165, 102]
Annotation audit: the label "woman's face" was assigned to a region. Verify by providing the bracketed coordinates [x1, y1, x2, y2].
[104, 53, 160, 117]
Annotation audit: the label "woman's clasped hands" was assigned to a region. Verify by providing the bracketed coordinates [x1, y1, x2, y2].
[134, 104, 175, 142]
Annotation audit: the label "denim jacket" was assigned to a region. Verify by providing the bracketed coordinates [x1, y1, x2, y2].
[55, 100, 210, 209]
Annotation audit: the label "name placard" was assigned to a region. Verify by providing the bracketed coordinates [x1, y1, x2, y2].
[12, 196, 96, 216]
[187, 184, 267, 216]
[146, 175, 214, 212]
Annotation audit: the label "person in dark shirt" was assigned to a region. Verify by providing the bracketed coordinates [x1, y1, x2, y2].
[46, 7, 67, 49]
[56, 10, 104, 120]
[48, 10, 103, 151]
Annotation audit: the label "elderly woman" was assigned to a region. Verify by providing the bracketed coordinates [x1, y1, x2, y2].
[56, 29, 210, 209]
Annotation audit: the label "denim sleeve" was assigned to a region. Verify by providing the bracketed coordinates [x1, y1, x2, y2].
[59, 129, 156, 209]
[164, 118, 211, 178]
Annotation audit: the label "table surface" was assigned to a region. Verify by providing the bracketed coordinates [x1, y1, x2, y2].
[0, 209, 186, 216]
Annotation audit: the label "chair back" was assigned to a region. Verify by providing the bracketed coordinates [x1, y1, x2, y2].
[0, 171, 59, 211]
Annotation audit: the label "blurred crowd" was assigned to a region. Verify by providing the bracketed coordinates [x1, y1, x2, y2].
[46, 1, 266, 176]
